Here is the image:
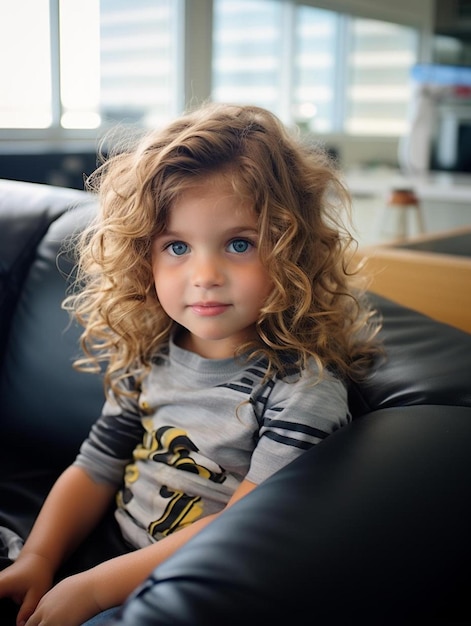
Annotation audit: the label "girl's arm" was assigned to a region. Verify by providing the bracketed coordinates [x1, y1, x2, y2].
[19, 465, 118, 571]
[24, 478, 257, 626]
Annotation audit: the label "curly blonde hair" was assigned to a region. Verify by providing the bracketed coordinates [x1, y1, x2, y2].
[63, 102, 380, 401]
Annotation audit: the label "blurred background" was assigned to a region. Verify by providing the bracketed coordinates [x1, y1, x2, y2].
[1, 0, 471, 244]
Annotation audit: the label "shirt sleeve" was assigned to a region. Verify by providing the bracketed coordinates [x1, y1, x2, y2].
[246, 367, 349, 485]
[74, 393, 144, 486]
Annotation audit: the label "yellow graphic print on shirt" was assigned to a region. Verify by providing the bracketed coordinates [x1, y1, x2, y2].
[119, 424, 226, 538]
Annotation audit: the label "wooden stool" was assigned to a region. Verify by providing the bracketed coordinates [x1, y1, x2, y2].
[375, 188, 426, 241]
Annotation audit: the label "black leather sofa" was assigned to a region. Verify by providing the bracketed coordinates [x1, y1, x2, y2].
[1, 178, 470, 625]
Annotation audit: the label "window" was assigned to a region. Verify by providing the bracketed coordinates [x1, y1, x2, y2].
[0, 0, 420, 139]
[98, 0, 181, 128]
[292, 5, 339, 133]
[59, 0, 101, 129]
[0, 0, 182, 133]
[345, 18, 418, 135]
[212, 0, 419, 136]
[212, 0, 285, 116]
[0, 0, 52, 128]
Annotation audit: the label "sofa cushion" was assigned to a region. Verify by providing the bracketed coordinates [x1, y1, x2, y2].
[0, 201, 103, 471]
[0, 180, 91, 367]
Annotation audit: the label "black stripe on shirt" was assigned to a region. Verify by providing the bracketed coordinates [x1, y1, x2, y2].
[263, 430, 316, 450]
[263, 417, 338, 440]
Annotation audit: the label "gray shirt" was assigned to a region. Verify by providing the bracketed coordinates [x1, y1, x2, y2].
[74, 338, 349, 549]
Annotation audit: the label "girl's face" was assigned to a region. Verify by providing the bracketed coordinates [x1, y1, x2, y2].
[151, 173, 272, 359]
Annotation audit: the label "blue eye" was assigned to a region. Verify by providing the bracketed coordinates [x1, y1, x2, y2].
[168, 241, 188, 256]
[228, 239, 251, 254]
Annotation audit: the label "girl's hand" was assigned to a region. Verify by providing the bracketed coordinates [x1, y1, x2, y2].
[24, 572, 101, 626]
[0, 552, 54, 626]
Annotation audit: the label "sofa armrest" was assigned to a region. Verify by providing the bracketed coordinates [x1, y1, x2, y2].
[349, 293, 471, 417]
[113, 404, 471, 624]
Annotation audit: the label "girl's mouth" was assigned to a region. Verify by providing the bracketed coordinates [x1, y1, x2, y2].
[190, 302, 231, 316]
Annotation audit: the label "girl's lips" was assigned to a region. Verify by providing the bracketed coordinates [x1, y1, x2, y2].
[190, 302, 230, 316]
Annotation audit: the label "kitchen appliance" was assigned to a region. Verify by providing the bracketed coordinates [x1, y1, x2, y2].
[399, 64, 471, 174]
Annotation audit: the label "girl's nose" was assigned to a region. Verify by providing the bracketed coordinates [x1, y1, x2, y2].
[192, 255, 224, 288]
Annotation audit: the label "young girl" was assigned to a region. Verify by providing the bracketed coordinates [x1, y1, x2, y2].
[0, 103, 379, 626]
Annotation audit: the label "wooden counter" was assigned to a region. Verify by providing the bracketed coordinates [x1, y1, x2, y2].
[355, 227, 471, 334]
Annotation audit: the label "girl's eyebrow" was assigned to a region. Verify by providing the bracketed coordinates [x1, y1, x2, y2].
[157, 226, 259, 239]
[225, 226, 259, 237]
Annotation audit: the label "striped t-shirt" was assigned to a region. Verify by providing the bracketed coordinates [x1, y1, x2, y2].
[74, 337, 349, 549]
